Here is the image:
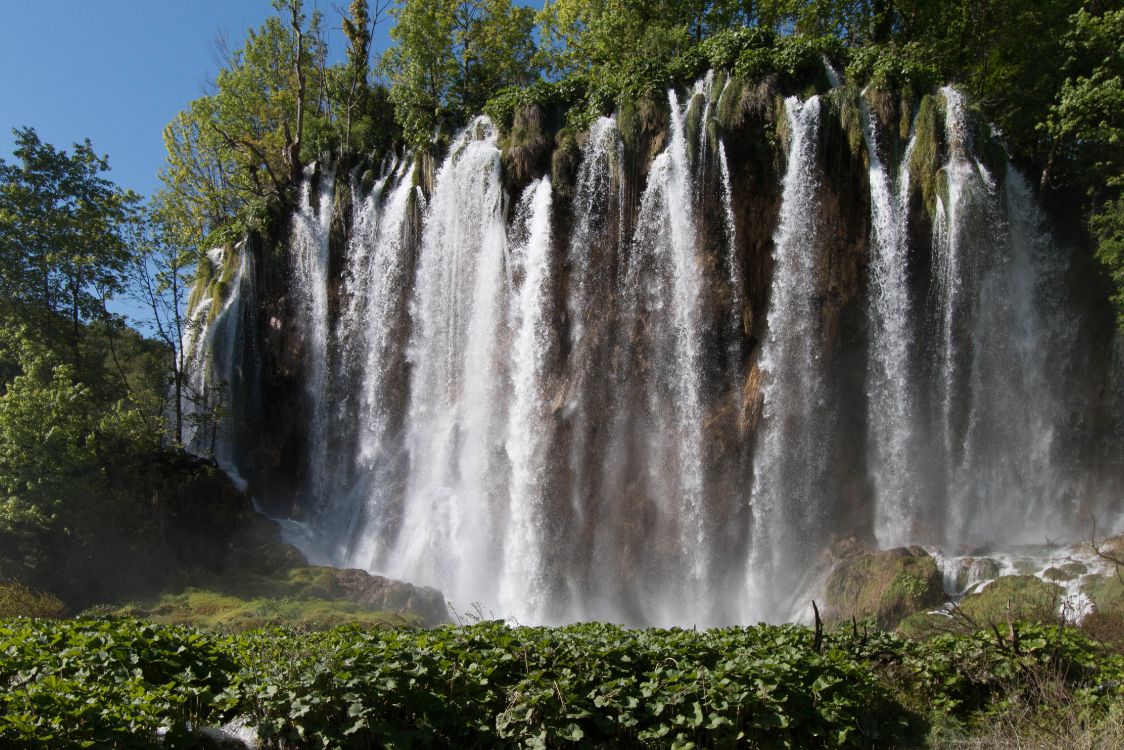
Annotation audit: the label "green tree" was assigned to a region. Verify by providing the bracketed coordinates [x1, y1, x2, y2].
[0, 340, 154, 588]
[160, 7, 328, 243]
[382, 0, 539, 150]
[1043, 7, 1124, 328]
[126, 199, 202, 444]
[0, 128, 139, 379]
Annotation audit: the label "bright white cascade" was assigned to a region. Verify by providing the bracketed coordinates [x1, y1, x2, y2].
[186, 74, 1121, 627]
[290, 167, 335, 510]
[746, 95, 827, 623]
[863, 90, 921, 548]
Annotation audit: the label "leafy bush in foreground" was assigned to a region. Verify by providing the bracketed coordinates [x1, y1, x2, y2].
[1, 618, 1122, 749]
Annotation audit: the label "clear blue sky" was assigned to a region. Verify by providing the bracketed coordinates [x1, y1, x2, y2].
[0, 1, 384, 200]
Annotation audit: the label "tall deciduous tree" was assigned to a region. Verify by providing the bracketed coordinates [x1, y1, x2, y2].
[160, 7, 328, 244]
[0, 128, 138, 378]
[382, 0, 539, 150]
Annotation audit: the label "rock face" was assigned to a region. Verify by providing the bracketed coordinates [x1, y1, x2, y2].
[187, 65, 1124, 627]
[823, 544, 946, 629]
[229, 513, 450, 627]
[284, 567, 449, 627]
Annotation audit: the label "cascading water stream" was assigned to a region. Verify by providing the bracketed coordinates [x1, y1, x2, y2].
[319, 160, 418, 566]
[188, 71, 1122, 628]
[862, 91, 921, 548]
[386, 118, 512, 611]
[291, 167, 335, 510]
[951, 165, 1076, 543]
[499, 177, 554, 620]
[180, 243, 253, 488]
[746, 95, 826, 622]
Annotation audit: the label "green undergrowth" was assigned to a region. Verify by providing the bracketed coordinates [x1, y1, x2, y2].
[87, 565, 422, 632]
[2, 618, 1123, 749]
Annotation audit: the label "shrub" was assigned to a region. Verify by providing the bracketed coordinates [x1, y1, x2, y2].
[0, 582, 65, 618]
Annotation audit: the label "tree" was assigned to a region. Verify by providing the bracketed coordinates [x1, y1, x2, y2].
[0, 339, 153, 587]
[1043, 7, 1124, 328]
[160, 7, 328, 243]
[0, 128, 139, 379]
[382, 0, 539, 150]
[339, 0, 393, 151]
[126, 199, 201, 444]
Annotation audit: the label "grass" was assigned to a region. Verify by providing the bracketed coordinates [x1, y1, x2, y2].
[87, 565, 423, 632]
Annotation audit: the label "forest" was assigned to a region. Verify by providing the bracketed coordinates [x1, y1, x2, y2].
[1, 0, 1123, 747]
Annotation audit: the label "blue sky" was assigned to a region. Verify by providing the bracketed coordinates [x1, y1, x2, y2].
[0, 1, 387, 200]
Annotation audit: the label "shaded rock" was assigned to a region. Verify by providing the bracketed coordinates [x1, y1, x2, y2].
[823, 545, 944, 629]
[287, 566, 449, 627]
[1042, 566, 1075, 582]
[945, 557, 1002, 593]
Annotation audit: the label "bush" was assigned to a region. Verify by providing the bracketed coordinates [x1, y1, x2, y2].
[0, 582, 65, 618]
[2, 618, 1122, 749]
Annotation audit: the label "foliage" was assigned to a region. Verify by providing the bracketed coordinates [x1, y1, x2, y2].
[844, 42, 938, 95]
[1091, 198, 1124, 328]
[0, 127, 141, 376]
[3, 617, 1124, 749]
[0, 582, 65, 618]
[0, 618, 235, 748]
[382, 0, 539, 151]
[0, 341, 159, 592]
[1043, 7, 1124, 326]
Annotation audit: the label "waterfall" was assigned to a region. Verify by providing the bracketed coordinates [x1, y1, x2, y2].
[187, 71, 1122, 627]
[499, 177, 554, 620]
[718, 141, 740, 302]
[746, 95, 826, 622]
[291, 167, 335, 510]
[863, 92, 921, 548]
[654, 86, 707, 589]
[319, 159, 417, 565]
[562, 115, 622, 619]
[386, 118, 512, 610]
[951, 165, 1077, 543]
[180, 243, 253, 489]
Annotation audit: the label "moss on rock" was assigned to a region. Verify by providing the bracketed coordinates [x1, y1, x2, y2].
[824, 546, 945, 629]
[901, 575, 1063, 638]
[908, 93, 946, 217]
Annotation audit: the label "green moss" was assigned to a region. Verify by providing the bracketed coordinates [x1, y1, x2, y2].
[716, 76, 745, 130]
[773, 94, 791, 152]
[102, 565, 425, 632]
[957, 576, 1062, 626]
[107, 587, 414, 631]
[908, 93, 946, 217]
[685, 90, 706, 161]
[1042, 566, 1076, 582]
[1062, 561, 1090, 577]
[824, 549, 945, 629]
[551, 128, 580, 201]
[1082, 573, 1124, 614]
[186, 252, 216, 314]
[898, 89, 914, 143]
[832, 86, 866, 161]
